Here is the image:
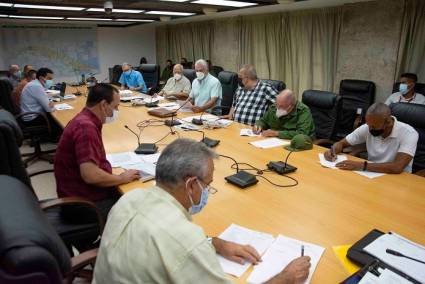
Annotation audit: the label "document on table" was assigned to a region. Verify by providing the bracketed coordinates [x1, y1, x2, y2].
[122, 162, 156, 181]
[46, 89, 60, 96]
[240, 129, 260, 137]
[249, 138, 290, 149]
[177, 100, 193, 112]
[318, 153, 347, 169]
[217, 224, 275, 277]
[157, 102, 180, 110]
[247, 235, 325, 284]
[106, 152, 142, 168]
[119, 90, 133, 96]
[54, 103, 74, 111]
[363, 232, 425, 283]
[358, 268, 414, 284]
[181, 114, 218, 123]
[139, 152, 161, 164]
[353, 171, 386, 179]
[63, 94, 76, 100]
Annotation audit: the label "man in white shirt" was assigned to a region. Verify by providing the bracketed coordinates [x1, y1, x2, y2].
[385, 73, 425, 105]
[324, 103, 418, 173]
[93, 139, 311, 284]
[158, 63, 191, 99]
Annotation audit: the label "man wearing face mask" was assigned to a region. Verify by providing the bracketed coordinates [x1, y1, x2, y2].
[54, 83, 140, 225]
[118, 62, 147, 93]
[223, 64, 277, 126]
[324, 103, 418, 174]
[93, 138, 311, 284]
[158, 63, 191, 99]
[385, 73, 425, 105]
[253, 89, 315, 140]
[188, 59, 222, 114]
[160, 59, 174, 82]
[5, 64, 21, 89]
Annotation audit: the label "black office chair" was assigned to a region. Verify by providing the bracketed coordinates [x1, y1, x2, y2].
[0, 109, 104, 255]
[138, 64, 160, 90]
[390, 103, 425, 173]
[334, 79, 375, 140]
[261, 79, 286, 92]
[302, 90, 341, 145]
[110, 65, 123, 85]
[218, 71, 238, 115]
[392, 82, 425, 95]
[0, 175, 98, 284]
[210, 66, 224, 78]
[183, 69, 197, 83]
[183, 61, 193, 69]
[0, 79, 19, 115]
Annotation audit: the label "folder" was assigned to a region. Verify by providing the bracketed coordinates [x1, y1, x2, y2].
[332, 244, 360, 274]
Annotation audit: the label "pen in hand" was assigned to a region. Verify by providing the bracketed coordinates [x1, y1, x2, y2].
[301, 245, 304, 257]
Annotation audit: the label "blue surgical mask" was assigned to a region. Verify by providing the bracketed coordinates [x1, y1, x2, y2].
[44, 79, 53, 90]
[124, 70, 132, 76]
[399, 83, 409, 95]
[188, 180, 209, 215]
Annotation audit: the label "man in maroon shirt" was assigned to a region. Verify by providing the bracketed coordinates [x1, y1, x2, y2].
[54, 83, 140, 223]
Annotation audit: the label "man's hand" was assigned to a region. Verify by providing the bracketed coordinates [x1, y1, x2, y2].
[336, 160, 363, 171]
[252, 125, 263, 134]
[129, 87, 136, 91]
[192, 106, 203, 113]
[212, 238, 261, 265]
[262, 129, 279, 137]
[119, 169, 140, 184]
[323, 149, 336, 162]
[269, 257, 311, 284]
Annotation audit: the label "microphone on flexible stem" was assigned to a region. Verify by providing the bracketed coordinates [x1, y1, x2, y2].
[164, 99, 191, 127]
[124, 125, 158, 154]
[192, 111, 205, 125]
[145, 93, 158, 108]
[267, 150, 297, 174]
[185, 129, 219, 148]
[219, 154, 258, 189]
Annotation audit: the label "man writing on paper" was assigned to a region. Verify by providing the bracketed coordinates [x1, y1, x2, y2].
[253, 89, 315, 140]
[324, 103, 418, 173]
[94, 139, 311, 284]
[158, 63, 191, 100]
[118, 62, 147, 93]
[188, 59, 222, 114]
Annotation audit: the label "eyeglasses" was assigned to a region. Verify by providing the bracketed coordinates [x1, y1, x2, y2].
[197, 179, 218, 194]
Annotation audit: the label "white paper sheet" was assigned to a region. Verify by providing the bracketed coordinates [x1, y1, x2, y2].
[63, 94, 76, 100]
[318, 153, 347, 169]
[46, 89, 60, 96]
[353, 171, 386, 179]
[157, 102, 180, 110]
[106, 152, 141, 168]
[247, 235, 325, 284]
[119, 90, 133, 96]
[177, 100, 194, 112]
[181, 114, 218, 123]
[217, 224, 275, 277]
[122, 162, 156, 178]
[363, 233, 425, 283]
[139, 152, 161, 164]
[240, 129, 260, 137]
[249, 138, 290, 149]
[54, 103, 73, 111]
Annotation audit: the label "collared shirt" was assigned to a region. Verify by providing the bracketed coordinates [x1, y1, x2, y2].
[385, 92, 425, 105]
[6, 75, 20, 89]
[118, 70, 147, 92]
[189, 73, 222, 111]
[233, 81, 277, 126]
[345, 116, 418, 173]
[20, 79, 53, 121]
[256, 102, 315, 139]
[54, 107, 116, 201]
[93, 186, 232, 284]
[12, 78, 29, 109]
[162, 75, 191, 95]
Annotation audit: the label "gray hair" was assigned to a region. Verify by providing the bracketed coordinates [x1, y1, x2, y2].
[195, 59, 208, 70]
[240, 64, 258, 80]
[155, 138, 218, 186]
[366, 102, 390, 117]
[122, 62, 130, 67]
[278, 89, 296, 104]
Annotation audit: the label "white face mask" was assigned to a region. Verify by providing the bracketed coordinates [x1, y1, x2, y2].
[276, 108, 288, 118]
[174, 73, 182, 81]
[105, 109, 119, 124]
[196, 72, 205, 80]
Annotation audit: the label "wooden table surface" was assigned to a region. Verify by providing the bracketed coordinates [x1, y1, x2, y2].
[51, 86, 425, 284]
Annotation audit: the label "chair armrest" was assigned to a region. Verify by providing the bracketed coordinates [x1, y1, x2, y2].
[15, 111, 52, 134]
[70, 248, 98, 273]
[39, 197, 105, 233]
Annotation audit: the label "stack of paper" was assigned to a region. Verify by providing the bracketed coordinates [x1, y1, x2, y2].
[177, 100, 194, 113]
[106, 152, 142, 168]
[63, 94, 76, 100]
[106, 152, 161, 182]
[359, 268, 414, 284]
[318, 153, 347, 169]
[156, 102, 180, 110]
[353, 171, 386, 179]
[249, 138, 290, 149]
[54, 103, 73, 111]
[240, 129, 260, 137]
[119, 90, 133, 97]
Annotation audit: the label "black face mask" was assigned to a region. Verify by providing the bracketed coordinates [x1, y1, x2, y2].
[369, 128, 385, 137]
[238, 78, 245, 88]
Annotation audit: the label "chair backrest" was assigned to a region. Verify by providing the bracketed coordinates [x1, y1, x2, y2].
[302, 90, 340, 140]
[110, 65, 122, 85]
[261, 79, 286, 92]
[390, 102, 425, 173]
[0, 175, 71, 283]
[210, 66, 224, 78]
[334, 79, 376, 140]
[138, 64, 160, 89]
[0, 79, 19, 115]
[218, 71, 238, 115]
[183, 69, 196, 83]
[392, 82, 425, 95]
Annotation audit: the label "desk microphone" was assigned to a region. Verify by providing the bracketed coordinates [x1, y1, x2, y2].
[145, 94, 158, 108]
[164, 99, 191, 127]
[219, 154, 258, 189]
[124, 125, 158, 154]
[192, 111, 205, 125]
[184, 129, 220, 148]
[267, 150, 297, 174]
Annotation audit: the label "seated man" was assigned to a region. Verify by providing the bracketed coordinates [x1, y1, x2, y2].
[54, 83, 140, 222]
[13, 69, 36, 110]
[93, 138, 311, 284]
[118, 62, 147, 93]
[385, 73, 425, 105]
[6, 64, 21, 89]
[158, 63, 191, 100]
[23, 64, 34, 75]
[253, 89, 315, 139]
[224, 64, 277, 126]
[324, 103, 418, 174]
[160, 59, 173, 82]
[189, 59, 222, 114]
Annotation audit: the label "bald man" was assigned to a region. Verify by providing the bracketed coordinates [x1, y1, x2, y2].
[118, 62, 147, 93]
[159, 64, 191, 99]
[253, 89, 315, 140]
[324, 103, 418, 174]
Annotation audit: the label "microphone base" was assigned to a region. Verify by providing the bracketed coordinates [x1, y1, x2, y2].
[267, 161, 297, 175]
[201, 137, 220, 148]
[225, 171, 258, 189]
[145, 102, 159, 108]
[164, 119, 181, 126]
[135, 143, 158, 155]
[192, 118, 203, 125]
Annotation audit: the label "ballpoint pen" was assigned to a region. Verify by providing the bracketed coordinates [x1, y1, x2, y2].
[301, 245, 304, 256]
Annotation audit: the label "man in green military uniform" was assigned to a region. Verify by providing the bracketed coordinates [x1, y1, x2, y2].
[253, 89, 315, 139]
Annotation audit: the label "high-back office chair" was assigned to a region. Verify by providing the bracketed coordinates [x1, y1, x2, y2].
[183, 69, 197, 83]
[334, 79, 375, 140]
[138, 64, 160, 89]
[0, 79, 19, 115]
[392, 82, 425, 95]
[390, 102, 425, 173]
[302, 90, 341, 145]
[210, 66, 224, 78]
[0, 175, 98, 284]
[261, 79, 286, 92]
[0, 109, 104, 255]
[218, 71, 238, 115]
[110, 65, 123, 85]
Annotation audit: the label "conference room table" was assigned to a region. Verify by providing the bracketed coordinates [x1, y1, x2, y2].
[51, 86, 425, 283]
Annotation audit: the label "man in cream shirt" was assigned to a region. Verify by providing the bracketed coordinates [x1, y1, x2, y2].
[158, 63, 191, 100]
[93, 139, 311, 284]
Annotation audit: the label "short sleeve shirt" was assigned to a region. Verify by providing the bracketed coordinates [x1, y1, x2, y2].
[119, 70, 147, 92]
[162, 75, 191, 95]
[189, 73, 222, 111]
[385, 92, 425, 105]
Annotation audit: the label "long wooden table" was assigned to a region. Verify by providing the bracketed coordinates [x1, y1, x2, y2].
[52, 87, 425, 283]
